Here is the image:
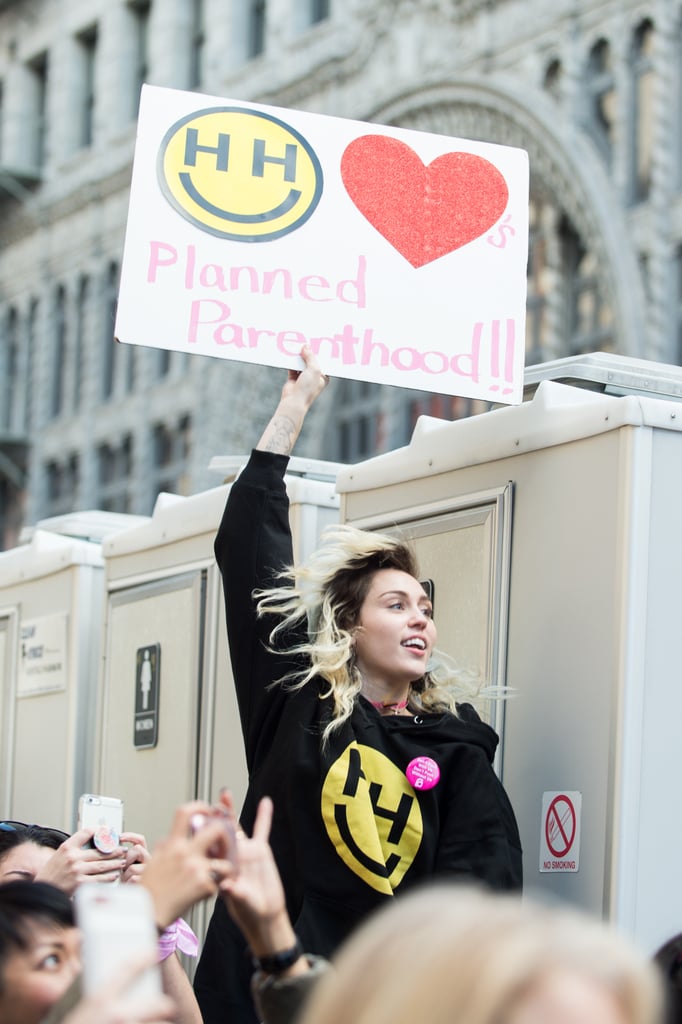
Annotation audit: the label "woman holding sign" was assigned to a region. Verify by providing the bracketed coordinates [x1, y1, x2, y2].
[194, 347, 522, 1024]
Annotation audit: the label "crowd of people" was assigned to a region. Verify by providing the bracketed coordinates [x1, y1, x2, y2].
[1, 350, 677, 1024]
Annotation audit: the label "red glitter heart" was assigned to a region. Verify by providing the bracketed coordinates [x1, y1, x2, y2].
[340, 135, 509, 268]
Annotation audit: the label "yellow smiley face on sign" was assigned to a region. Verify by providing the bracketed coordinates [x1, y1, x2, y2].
[157, 106, 324, 242]
[321, 742, 423, 895]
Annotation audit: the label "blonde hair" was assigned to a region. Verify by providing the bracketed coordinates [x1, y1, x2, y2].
[256, 524, 482, 742]
[299, 885, 663, 1024]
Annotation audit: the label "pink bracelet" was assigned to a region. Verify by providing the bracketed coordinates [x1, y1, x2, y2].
[157, 917, 199, 962]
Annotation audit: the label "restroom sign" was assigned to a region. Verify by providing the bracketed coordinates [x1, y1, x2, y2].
[539, 791, 581, 873]
[134, 643, 161, 749]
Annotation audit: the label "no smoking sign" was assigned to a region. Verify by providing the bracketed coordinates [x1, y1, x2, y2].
[539, 791, 581, 873]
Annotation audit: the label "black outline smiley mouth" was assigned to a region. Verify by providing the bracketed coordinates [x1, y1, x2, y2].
[178, 172, 302, 223]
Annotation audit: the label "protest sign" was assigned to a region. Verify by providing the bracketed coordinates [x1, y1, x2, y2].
[115, 85, 529, 401]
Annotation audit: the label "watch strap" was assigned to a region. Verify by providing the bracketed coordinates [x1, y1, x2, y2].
[254, 937, 304, 975]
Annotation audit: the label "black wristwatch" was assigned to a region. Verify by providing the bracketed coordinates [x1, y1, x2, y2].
[253, 937, 304, 975]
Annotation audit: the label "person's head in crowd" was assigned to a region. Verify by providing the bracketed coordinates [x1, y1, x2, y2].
[0, 818, 135, 893]
[653, 932, 682, 1023]
[0, 880, 79, 1024]
[256, 524, 482, 742]
[298, 884, 663, 1024]
[0, 822, 68, 883]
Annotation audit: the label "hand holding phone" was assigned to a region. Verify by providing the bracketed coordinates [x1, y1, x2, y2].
[77, 794, 124, 854]
[75, 883, 162, 1005]
[190, 807, 238, 864]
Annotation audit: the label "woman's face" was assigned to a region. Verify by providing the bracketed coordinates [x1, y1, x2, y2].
[0, 919, 81, 1024]
[353, 568, 436, 690]
[0, 843, 53, 883]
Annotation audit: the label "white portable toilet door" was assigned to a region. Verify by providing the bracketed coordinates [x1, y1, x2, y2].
[347, 483, 513, 775]
[97, 570, 208, 847]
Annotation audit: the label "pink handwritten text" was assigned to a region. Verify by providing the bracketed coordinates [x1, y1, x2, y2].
[147, 242, 367, 309]
[187, 300, 516, 393]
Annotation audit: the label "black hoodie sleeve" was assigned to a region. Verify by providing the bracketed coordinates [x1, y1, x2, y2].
[214, 449, 307, 772]
[434, 739, 523, 891]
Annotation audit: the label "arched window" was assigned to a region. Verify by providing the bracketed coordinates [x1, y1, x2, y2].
[97, 434, 133, 511]
[630, 19, 655, 203]
[189, 0, 205, 88]
[74, 275, 89, 410]
[675, 244, 682, 365]
[51, 285, 67, 418]
[102, 262, 119, 399]
[559, 216, 614, 354]
[526, 198, 549, 365]
[543, 58, 562, 101]
[25, 299, 38, 431]
[585, 38, 616, 165]
[248, 0, 266, 58]
[2, 307, 18, 432]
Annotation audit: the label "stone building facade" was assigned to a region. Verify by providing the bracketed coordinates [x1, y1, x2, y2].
[1, 0, 680, 547]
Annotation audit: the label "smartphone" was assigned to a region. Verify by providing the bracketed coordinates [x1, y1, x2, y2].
[78, 794, 124, 853]
[190, 808, 239, 864]
[75, 883, 162, 1002]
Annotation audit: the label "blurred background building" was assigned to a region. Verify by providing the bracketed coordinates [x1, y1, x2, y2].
[0, 0, 680, 547]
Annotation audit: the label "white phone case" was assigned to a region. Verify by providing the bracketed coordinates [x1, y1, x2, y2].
[77, 794, 124, 850]
[75, 883, 162, 1000]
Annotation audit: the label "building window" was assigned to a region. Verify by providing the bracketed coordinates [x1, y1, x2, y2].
[406, 392, 473, 436]
[0, 80, 4, 166]
[560, 217, 614, 354]
[585, 38, 615, 166]
[124, 342, 135, 393]
[189, 0, 205, 88]
[676, 245, 682, 365]
[247, 0, 266, 58]
[73, 276, 89, 410]
[630, 19, 655, 203]
[51, 286, 67, 419]
[1, 307, 18, 432]
[328, 379, 383, 462]
[310, 0, 330, 25]
[158, 348, 171, 378]
[45, 454, 80, 516]
[543, 58, 562, 101]
[97, 435, 133, 512]
[526, 199, 549, 365]
[102, 262, 118, 399]
[129, 0, 150, 116]
[151, 415, 192, 506]
[25, 299, 38, 431]
[76, 25, 98, 148]
[26, 52, 48, 169]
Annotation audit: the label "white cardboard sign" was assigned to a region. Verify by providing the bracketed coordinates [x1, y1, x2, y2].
[115, 85, 529, 402]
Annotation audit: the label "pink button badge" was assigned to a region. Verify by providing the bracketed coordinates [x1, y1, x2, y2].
[406, 756, 441, 791]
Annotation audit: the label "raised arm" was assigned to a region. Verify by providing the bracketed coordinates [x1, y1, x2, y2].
[256, 346, 329, 455]
[215, 348, 329, 771]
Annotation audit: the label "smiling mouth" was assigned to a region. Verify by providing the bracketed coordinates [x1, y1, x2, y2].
[402, 639, 427, 651]
[178, 173, 302, 222]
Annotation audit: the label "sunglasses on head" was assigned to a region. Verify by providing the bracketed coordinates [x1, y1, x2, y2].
[0, 820, 70, 844]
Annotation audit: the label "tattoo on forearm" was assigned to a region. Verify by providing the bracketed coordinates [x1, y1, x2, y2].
[263, 415, 298, 454]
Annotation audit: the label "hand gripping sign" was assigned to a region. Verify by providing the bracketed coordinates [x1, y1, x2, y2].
[115, 85, 529, 402]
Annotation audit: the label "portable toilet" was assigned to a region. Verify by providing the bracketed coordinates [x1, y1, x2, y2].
[336, 371, 682, 954]
[0, 510, 147, 831]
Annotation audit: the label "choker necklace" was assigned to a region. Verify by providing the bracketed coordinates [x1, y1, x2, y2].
[368, 698, 409, 715]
